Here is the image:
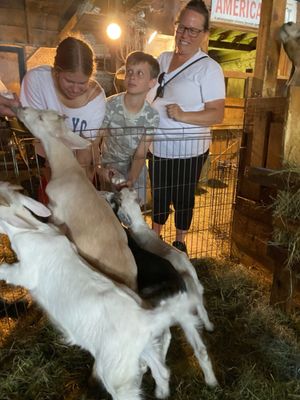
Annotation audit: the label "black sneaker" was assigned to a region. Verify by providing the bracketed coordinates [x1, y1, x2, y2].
[172, 241, 188, 254]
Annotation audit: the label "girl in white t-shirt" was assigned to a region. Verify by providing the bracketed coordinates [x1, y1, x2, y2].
[20, 36, 106, 193]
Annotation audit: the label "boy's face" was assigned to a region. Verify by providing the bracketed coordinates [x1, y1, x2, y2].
[124, 62, 157, 95]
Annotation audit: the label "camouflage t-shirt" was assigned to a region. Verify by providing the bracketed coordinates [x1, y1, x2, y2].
[100, 93, 159, 176]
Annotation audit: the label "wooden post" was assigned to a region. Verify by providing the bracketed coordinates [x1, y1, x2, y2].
[251, 0, 287, 97]
[268, 244, 298, 313]
[271, 87, 300, 313]
[283, 86, 300, 165]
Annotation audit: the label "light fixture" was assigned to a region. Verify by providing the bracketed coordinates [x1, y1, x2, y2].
[106, 22, 122, 40]
[147, 30, 158, 44]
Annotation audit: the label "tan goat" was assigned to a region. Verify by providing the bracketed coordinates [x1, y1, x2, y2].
[17, 107, 138, 290]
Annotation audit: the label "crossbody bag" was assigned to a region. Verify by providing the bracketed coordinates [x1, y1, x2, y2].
[153, 55, 208, 101]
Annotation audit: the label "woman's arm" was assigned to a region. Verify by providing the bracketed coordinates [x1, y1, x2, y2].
[165, 99, 225, 126]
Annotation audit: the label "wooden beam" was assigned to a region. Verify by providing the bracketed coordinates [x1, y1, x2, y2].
[251, 0, 287, 97]
[232, 33, 249, 43]
[24, 0, 32, 44]
[209, 40, 256, 52]
[223, 71, 252, 79]
[124, 0, 150, 11]
[0, 25, 27, 45]
[58, 0, 95, 40]
[245, 166, 300, 191]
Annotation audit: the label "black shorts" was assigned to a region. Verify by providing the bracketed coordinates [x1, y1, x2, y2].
[148, 151, 208, 230]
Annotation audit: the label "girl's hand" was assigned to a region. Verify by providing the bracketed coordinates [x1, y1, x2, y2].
[97, 166, 115, 184]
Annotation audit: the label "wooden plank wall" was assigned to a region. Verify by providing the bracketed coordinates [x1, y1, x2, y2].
[0, 0, 80, 47]
[231, 96, 287, 269]
[238, 96, 286, 201]
[214, 97, 245, 131]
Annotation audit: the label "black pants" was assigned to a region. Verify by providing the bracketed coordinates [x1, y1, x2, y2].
[148, 151, 208, 231]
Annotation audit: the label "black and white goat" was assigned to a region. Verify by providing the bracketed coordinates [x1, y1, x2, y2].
[106, 187, 214, 332]
[0, 182, 218, 399]
[101, 188, 218, 386]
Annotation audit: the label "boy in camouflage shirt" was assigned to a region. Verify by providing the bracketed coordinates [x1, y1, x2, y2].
[99, 51, 159, 204]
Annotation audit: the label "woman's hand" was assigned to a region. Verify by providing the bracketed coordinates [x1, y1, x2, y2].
[166, 103, 184, 121]
[166, 99, 225, 126]
[0, 93, 21, 117]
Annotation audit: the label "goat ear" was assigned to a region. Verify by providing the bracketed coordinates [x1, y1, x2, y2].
[21, 197, 51, 218]
[7, 183, 23, 191]
[0, 182, 23, 206]
[0, 213, 38, 230]
[61, 135, 91, 149]
[60, 125, 91, 150]
[0, 194, 10, 207]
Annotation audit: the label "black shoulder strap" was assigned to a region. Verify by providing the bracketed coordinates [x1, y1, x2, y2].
[154, 55, 208, 101]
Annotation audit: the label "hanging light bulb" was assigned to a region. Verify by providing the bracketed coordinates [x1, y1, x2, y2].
[106, 22, 122, 40]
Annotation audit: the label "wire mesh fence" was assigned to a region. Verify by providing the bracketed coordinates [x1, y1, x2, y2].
[0, 120, 242, 323]
[147, 129, 242, 259]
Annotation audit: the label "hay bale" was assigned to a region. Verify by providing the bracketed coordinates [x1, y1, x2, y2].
[0, 233, 17, 264]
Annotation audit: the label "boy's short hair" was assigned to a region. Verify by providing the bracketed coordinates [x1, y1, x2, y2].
[126, 51, 160, 79]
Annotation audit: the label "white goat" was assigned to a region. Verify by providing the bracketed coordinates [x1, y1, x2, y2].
[16, 107, 138, 290]
[0, 182, 218, 395]
[108, 187, 214, 332]
[0, 182, 184, 399]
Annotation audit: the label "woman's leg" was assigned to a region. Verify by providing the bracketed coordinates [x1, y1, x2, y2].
[175, 228, 188, 243]
[172, 152, 208, 245]
[149, 155, 172, 230]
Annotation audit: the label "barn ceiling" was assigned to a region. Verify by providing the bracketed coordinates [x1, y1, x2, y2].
[0, 0, 257, 60]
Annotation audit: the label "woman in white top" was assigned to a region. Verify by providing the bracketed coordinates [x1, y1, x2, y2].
[20, 36, 106, 184]
[147, 0, 225, 254]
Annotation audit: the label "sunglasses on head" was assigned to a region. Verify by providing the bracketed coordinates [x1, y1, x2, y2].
[155, 72, 166, 99]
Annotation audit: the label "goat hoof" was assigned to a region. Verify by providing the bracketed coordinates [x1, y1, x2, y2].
[206, 376, 219, 388]
[205, 321, 214, 332]
[155, 385, 170, 399]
